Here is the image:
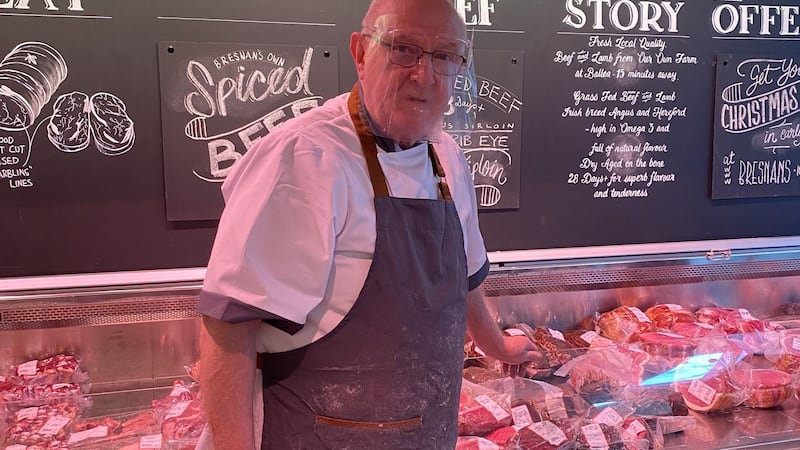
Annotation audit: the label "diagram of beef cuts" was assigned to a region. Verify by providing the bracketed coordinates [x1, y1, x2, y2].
[48, 91, 135, 156]
[0, 41, 67, 132]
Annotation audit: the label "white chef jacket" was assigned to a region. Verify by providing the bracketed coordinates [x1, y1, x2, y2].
[198, 93, 489, 353]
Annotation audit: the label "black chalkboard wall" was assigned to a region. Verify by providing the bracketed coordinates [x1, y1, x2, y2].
[2, 0, 800, 278]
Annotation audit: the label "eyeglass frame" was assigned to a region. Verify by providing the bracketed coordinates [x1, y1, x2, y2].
[361, 27, 470, 76]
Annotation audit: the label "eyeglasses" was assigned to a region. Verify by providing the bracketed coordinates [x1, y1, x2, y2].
[362, 30, 468, 76]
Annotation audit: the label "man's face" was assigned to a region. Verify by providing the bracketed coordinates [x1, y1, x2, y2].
[354, 4, 468, 146]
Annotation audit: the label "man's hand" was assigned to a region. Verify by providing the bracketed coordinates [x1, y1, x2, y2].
[497, 335, 548, 378]
[466, 287, 548, 377]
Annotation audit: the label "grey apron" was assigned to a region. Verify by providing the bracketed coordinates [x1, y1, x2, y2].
[258, 85, 468, 449]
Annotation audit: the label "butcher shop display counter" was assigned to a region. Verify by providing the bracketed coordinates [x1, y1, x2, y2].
[462, 241, 800, 449]
[2, 240, 800, 448]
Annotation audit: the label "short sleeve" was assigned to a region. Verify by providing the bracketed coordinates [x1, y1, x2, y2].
[198, 134, 342, 325]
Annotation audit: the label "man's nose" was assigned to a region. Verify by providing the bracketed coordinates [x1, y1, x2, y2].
[411, 52, 436, 85]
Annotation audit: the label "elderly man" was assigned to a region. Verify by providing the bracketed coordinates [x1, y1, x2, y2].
[197, 0, 541, 448]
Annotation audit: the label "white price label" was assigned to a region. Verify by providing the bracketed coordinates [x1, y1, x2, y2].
[791, 337, 800, 352]
[545, 395, 567, 420]
[511, 405, 533, 427]
[16, 407, 38, 421]
[38, 415, 70, 436]
[549, 328, 566, 341]
[164, 401, 191, 420]
[475, 395, 510, 421]
[582, 423, 609, 449]
[580, 330, 598, 343]
[688, 379, 717, 405]
[530, 420, 568, 445]
[170, 383, 190, 397]
[628, 307, 651, 323]
[17, 360, 38, 376]
[698, 323, 714, 329]
[68, 425, 109, 444]
[505, 328, 526, 337]
[139, 434, 163, 449]
[665, 304, 682, 311]
[592, 407, 624, 426]
[0, 375, 5, 382]
[626, 419, 646, 436]
[738, 309, 755, 320]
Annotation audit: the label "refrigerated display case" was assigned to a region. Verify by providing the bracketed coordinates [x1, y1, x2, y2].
[2, 239, 800, 449]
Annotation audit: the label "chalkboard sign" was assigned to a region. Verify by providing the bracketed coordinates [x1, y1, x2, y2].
[446, 49, 524, 209]
[712, 54, 800, 199]
[3, 0, 800, 280]
[158, 41, 339, 220]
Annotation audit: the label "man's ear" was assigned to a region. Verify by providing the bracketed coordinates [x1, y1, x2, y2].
[350, 32, 366, 79]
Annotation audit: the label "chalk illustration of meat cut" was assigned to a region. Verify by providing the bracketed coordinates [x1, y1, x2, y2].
[47, 91, 91, 152]
[0, 41, 68, 131]
[89, 92, 135, 155]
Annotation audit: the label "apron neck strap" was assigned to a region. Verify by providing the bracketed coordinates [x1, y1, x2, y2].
[347, 84, 452, 201]
[348, 84, 390, 198]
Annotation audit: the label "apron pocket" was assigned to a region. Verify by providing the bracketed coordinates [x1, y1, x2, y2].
[313, 415, 423, 449]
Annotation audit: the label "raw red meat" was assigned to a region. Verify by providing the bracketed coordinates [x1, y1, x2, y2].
[645, 304, 696, 329]
[675, 370, 743, 412]
[637, 332, 697, 359]
[669, 322, 719, 339]
[733, 368, 793, 408]
[458, 389, 513, 436]
[596, 306, 656, 343]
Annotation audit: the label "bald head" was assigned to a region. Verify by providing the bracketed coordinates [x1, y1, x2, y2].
[362, 0, 467, 41]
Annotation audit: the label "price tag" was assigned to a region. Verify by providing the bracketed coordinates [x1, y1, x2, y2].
[38, 415, 70, 436]
[628, 307, 651, 323]
[698, 323, 714, 329]
[16, 406, 39, 421]
[511, 405, 533, 427]
[791, 337, 800, 352]
[475, 395, 510, 421]
[688, 380, 717, 405]
[170, 383, 190, 397]
[0, 375, 5, 382]
[139, 434, 163, 449]
[68, 425, 109, 444]
[549, 328, 566, 341]
[505, 328, 526, 337]
[545, 395, 567, 420]
[592, 407, 624, 426]
[626, 418, 646, 436]
[738, 309, 755, 320]
[581, 423, 609, 449]
[580, 331, 598, 343]
[164, 401, 191, 420]
[530, 420, 568, 445]
[17, 360, 38, 376]
[665, 304, 682, 311]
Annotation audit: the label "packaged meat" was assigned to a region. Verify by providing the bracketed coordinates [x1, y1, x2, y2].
[6, 355, 88, 386]
[668, 322, 720, 339]
[675, 370, 745, 413]
[529, 325, 579, 368]
[480, 377, 589, 423]
[564, 330, 599, 348]
[455, 435, 502, 450]
[0, 382, 88, 408]
[732, 367, 793, 408]
[485, 420, 575, 450]
[558, 347, 646, 398]
[67, 409, 161, 449]
[645, 304, 697, 329]
[596, 306, 656, 343]
[458, 379, 513, 436]
[636, 332, 698, 360]
[574, 422, 627, 450]
[463, 366, 508, 385]
[3, 402, 81, 447]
